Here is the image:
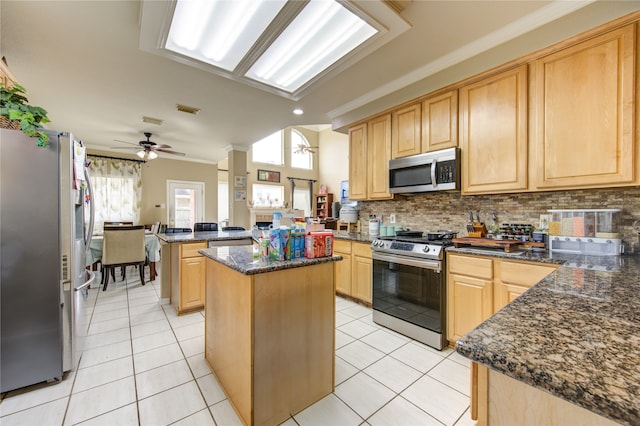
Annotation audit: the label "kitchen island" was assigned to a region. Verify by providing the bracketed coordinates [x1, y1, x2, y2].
[451, 247, 638, 425]
[199, 245, 342, 426]
[156, 230, 252, 313]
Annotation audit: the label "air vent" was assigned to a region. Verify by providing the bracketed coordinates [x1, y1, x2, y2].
[142, 116, 163, 125]
[176, 104, 200, 115]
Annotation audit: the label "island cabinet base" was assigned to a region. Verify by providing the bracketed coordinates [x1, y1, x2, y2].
[204, 260, 336, 426]
[472, 363, 620, 425]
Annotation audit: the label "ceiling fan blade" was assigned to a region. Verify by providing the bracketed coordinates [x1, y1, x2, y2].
[113, 139, 140, 147]
[148, 144, 172, 150]
[156, 148, 186, 156]
[110, 146, 141, 150]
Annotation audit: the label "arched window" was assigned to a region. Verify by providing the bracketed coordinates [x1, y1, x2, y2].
[291, 129, 313, 170]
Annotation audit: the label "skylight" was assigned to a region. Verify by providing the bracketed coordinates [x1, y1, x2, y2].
[165, 0, 378, 93]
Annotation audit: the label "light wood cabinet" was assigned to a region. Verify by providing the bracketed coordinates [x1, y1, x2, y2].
[447, 253, 558, 343]
[392, 103, 421, 158]
[532, 24, 637, 190]
[422, 90, 458, 152]
[352, 242, 372, 303]
[447, 255, 494, 342]
[348, 123, 367, 200]
[172, 242, 207, 314]
[367, 114, 393, 200]
[349, 114, 393, 201]
[460, 65, 529, 194]
[494, 259, 557, 311]
[334, 240, 372, 304]
[333, 239, 352, 295]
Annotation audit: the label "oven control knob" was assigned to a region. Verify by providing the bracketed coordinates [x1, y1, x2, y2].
[422, 246, 430, 253]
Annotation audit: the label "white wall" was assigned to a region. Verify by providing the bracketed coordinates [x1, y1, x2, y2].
[318, 128, 349, 198]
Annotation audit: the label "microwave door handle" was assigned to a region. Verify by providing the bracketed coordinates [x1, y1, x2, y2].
[431, 158, 437, 188]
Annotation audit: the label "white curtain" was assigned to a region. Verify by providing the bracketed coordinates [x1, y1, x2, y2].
[88, 156, 142, 230]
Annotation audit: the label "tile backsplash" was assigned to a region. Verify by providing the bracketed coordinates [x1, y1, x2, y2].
[355, 187, 640, 252]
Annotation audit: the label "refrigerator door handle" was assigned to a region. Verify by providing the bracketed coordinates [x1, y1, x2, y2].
[74, 270, 96, 293]
[84, 166, 95, 250]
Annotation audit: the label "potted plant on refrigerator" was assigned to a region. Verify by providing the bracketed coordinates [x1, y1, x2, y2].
[0, 81, 51, 146]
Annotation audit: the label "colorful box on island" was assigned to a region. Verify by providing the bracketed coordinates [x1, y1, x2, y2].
[291, 229, 306, 259]
[305, 231, 334, 258]
[268, 228, 283, 260]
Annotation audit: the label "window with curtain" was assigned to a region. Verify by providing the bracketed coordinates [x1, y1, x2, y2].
[88, 156, 142, 230]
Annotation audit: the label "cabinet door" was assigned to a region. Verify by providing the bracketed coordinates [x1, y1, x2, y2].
[422, 90, 458, 152]
[494, 260, 557, 311]
[348, 123, 368, 200]
[460, 65, 528, 194]
[533, 24, 636, 190]
[352, 255, 372, 303]
[367, 114, 393, 200]
[392, 103, 421, 159]
[180, 256, 205, 311]
[334, 252, 352, 295]
[447, 273, 493, 343]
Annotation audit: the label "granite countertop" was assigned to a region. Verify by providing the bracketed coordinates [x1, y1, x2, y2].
[332, 231, 375, 243]
[453, 249, 639, 425]
[199, 245, 343, 275]
[156, 230, 253, 243]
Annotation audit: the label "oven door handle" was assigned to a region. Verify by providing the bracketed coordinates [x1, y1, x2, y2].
[372, 252, 441, 272]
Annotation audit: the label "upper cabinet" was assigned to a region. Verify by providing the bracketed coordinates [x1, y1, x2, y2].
[460, 65, 529, 194]
[348, 115, 393, 201]
[391, 103, 421, 159]
[532, 24, 637, 190]
[422, 90, 458, 152]
[367, 114, 393, 200]
[348, 123, 368, 200]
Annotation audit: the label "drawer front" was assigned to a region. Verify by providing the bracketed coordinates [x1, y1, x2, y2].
[447, 254, 493, 279]
[352, 241, 372, 258]
[181, 242, 207, 258]
[497, 260, 557, 287]
[334, 239, 352, 254]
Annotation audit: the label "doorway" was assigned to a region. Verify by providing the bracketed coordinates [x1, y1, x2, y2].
[167, 180, 204, 229]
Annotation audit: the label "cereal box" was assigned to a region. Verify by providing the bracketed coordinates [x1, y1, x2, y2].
[304, 231, 334, 258]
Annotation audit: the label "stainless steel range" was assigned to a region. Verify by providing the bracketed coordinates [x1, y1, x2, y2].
[371, 232, 454, 350]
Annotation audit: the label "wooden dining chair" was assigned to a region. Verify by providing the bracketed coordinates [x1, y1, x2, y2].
[101, 225, 146, 291]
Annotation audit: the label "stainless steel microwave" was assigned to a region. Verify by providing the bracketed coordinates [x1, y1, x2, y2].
[388, 147, 460, 194]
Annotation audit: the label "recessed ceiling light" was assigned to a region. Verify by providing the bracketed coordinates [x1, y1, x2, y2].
[293, 108, 304, 115]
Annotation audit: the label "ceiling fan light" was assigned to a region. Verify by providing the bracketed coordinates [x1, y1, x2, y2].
[137, 150, 158, 161]
[137, 150, 146, 159]
[147, 151, 159, 160]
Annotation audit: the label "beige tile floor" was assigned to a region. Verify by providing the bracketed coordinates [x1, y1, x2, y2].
[0, 268, 474, 425]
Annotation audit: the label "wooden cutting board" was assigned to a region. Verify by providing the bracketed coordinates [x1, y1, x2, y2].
[452, 237, 524, 252]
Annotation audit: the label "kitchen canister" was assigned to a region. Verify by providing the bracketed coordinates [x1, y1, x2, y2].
[369, 220, 380, 236]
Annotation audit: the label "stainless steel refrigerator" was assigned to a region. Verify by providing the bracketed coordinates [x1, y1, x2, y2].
[1, 128, 95, 392]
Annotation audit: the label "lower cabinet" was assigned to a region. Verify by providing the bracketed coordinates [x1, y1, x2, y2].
[172, 242, 207, 315]
[334, 240, 372, 304]
[447, 253, 557, 343]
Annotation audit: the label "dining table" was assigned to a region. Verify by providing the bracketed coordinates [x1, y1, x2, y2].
[86, 231, 161, 281]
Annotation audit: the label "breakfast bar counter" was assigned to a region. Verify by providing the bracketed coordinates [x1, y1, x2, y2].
[453, 251, 639, 425]
[199, 246, 342, 426]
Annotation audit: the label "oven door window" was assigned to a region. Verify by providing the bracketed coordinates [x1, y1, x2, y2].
[373, 258, 443, 333]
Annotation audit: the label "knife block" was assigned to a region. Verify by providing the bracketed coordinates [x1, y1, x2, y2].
[467, 223, 487, 238]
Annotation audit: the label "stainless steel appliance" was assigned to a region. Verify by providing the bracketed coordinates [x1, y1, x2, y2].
[388, 147, 460, 194]
[1, 128, 94, 392]
[371, 233, 454, 350]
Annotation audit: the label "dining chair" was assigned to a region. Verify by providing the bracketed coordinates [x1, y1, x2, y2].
[222, 226, 245, 231]
[150, 221, 161, 234]
[104, 221, 134, 227]
[194, 222, 218, 232]
[101, 225, 146, 291]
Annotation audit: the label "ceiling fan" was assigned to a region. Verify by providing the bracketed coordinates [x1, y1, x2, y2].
[111, 132, 185, 160]
[293, 144, 319, 154]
